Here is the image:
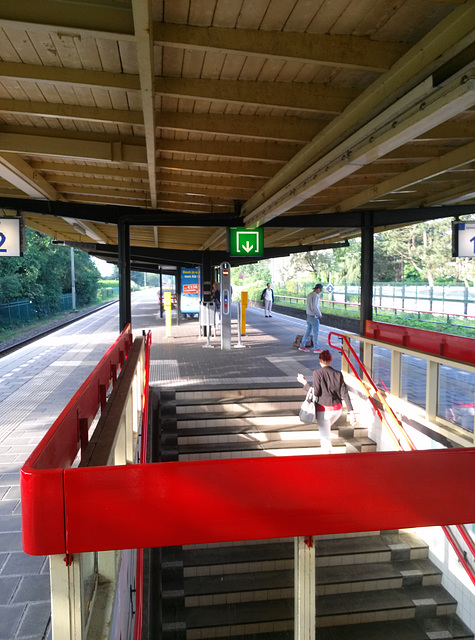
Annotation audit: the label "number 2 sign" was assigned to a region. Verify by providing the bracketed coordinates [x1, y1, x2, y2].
[0, 217, 23, 257]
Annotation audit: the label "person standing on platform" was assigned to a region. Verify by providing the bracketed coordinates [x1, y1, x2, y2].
[299, 283, 323, 352]
[260, 282, 274, 317]
[297, 350, 356, 454]
[211, 282, 221, 325]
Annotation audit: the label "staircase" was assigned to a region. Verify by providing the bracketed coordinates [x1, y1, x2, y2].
[156, 385, 473, 640]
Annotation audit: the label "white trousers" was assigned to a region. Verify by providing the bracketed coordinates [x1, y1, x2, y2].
[316, 408, 342, 453]
[264, 299, 272, 316]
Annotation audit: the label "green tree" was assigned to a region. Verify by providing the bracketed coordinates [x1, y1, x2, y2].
[0, 229, 100, 308]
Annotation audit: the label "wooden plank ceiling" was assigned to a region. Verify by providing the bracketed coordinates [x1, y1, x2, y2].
[0, 0, 474, 261]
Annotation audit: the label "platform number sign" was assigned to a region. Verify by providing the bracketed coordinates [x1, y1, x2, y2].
[0, 217, 24, 257]
[229, 227, 264, 258]
[453, 222, 475, 258]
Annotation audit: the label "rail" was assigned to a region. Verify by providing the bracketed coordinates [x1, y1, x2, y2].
[329, 330, 475, 587]
[329, 331, 416, 451]
[20, 324, 152, 640]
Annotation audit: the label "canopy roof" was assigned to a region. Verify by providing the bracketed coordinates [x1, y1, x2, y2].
[0, 0, 474, 267]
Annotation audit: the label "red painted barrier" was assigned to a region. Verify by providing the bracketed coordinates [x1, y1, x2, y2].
[23, 447, 475, 555]
[21, 325, 133, 555]
[365, 320, 475, 365]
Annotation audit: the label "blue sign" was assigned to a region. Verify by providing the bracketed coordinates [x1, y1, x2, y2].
[180, 267, 201, 313]
[326, 284, 334, 293]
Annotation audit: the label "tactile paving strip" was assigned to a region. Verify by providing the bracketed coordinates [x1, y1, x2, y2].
[150, 359, 180, 383]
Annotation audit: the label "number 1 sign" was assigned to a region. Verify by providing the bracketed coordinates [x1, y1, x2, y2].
[453, 222, 475, 258]
[0, 217, 24, 257]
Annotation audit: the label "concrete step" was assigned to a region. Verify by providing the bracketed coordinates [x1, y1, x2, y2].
[316, 615, 474, 639]
[180, 557, 441, 605]
[316, 530, 429, 567]
[166, 584, 460, 638]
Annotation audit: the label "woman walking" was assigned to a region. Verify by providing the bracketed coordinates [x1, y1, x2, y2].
[297, 350, 356, 454]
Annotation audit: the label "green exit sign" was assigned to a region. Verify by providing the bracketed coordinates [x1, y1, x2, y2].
[229, 227, 264, 257]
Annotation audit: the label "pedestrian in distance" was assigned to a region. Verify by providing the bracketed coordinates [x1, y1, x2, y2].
[260, 282, 274, 317]
[297, 349, 357, 454]
[211, 282, 221, 325]
[299, 283, 323, 353]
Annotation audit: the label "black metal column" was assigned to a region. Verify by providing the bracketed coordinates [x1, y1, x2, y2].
[360, 211, 374, 336]
[118, 219, 131, 331]
[202, 250, 212, 303]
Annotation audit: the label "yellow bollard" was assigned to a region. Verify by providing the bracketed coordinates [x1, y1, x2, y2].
[164, 291, 172, 337]
[240, 291, 248, 336]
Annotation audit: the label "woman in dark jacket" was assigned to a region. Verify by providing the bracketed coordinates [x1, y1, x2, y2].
[297, 349, 356, 453]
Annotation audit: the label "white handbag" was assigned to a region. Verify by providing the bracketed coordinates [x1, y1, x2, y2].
[299, 388, 315, 424]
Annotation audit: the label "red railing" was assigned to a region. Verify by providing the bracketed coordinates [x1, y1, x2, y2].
[365, 319, 475, 366]
[329, 330, 475, 586]
[21, 324, 133, 554]
[328, 331, 416, 451]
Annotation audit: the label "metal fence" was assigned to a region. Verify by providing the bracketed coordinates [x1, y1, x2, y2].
[277, 283, 475, 317]
[0, 288, 119, 330]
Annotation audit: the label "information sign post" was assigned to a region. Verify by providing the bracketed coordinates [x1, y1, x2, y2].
[220, 262, 232, 350]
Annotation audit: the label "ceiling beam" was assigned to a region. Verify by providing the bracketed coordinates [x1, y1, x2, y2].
[156, 77, 358, 114]
[243, 69, 475, 226]
[155, 112, 324, 143]
[154, 23, 409, 73]
[132, 0, 157, 208]
[241, 1, 475, 226]
[31, 159, 278, 180]
[0, 0, 135, 39]
[0, 5, 408, 73]
[0, 153, 63, 200]
[0, 99, 143, 126]
[0, 132, 148, 164]
[322, 140, 475, 213]
[0, 127, 302, 163]
[0, 61, 140, 92]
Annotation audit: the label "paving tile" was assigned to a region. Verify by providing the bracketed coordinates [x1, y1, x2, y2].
[13, 575, 50, 603]
[16, 601, 50, 639]
[0, 500, 19, 516]
[0, 575, 20, 604]
[0, 603, 25, 640]
[0, 514, 21, 532]
[2, 552, 45, 576]
[0, 531, 23, 552]
[0, 472, 20, 487]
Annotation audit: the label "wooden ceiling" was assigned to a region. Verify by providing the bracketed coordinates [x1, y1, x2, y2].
[0, 0, 474, 263]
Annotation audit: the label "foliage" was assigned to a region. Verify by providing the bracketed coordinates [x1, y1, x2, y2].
[232, 261, 271, 286]
[0, 229, 100, 309]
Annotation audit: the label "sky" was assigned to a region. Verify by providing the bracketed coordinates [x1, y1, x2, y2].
[92, 256, 114, 277]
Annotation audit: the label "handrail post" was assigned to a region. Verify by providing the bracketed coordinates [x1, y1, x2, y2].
[294, 536, 315, 640]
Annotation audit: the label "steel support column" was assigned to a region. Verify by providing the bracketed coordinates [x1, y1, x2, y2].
[360, 212, 374, 336]
[202, 250, 212, 303]
[294, 536, 316, 640]
[118, 219, 131, 331]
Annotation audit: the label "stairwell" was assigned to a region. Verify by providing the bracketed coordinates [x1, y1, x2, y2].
[156, 385, 473, 640]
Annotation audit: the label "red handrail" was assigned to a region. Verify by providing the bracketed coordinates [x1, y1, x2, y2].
[442, 526, 475, 587]
[133, 330, 152, 640]
[328, 331, 475, 586]
[328, 331, 416, 450]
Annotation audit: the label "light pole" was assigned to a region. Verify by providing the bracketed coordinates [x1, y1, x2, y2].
[70, 247, 76, 311]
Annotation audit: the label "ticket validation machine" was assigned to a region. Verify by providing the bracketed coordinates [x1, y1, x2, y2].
[220, 262, 232, 350]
